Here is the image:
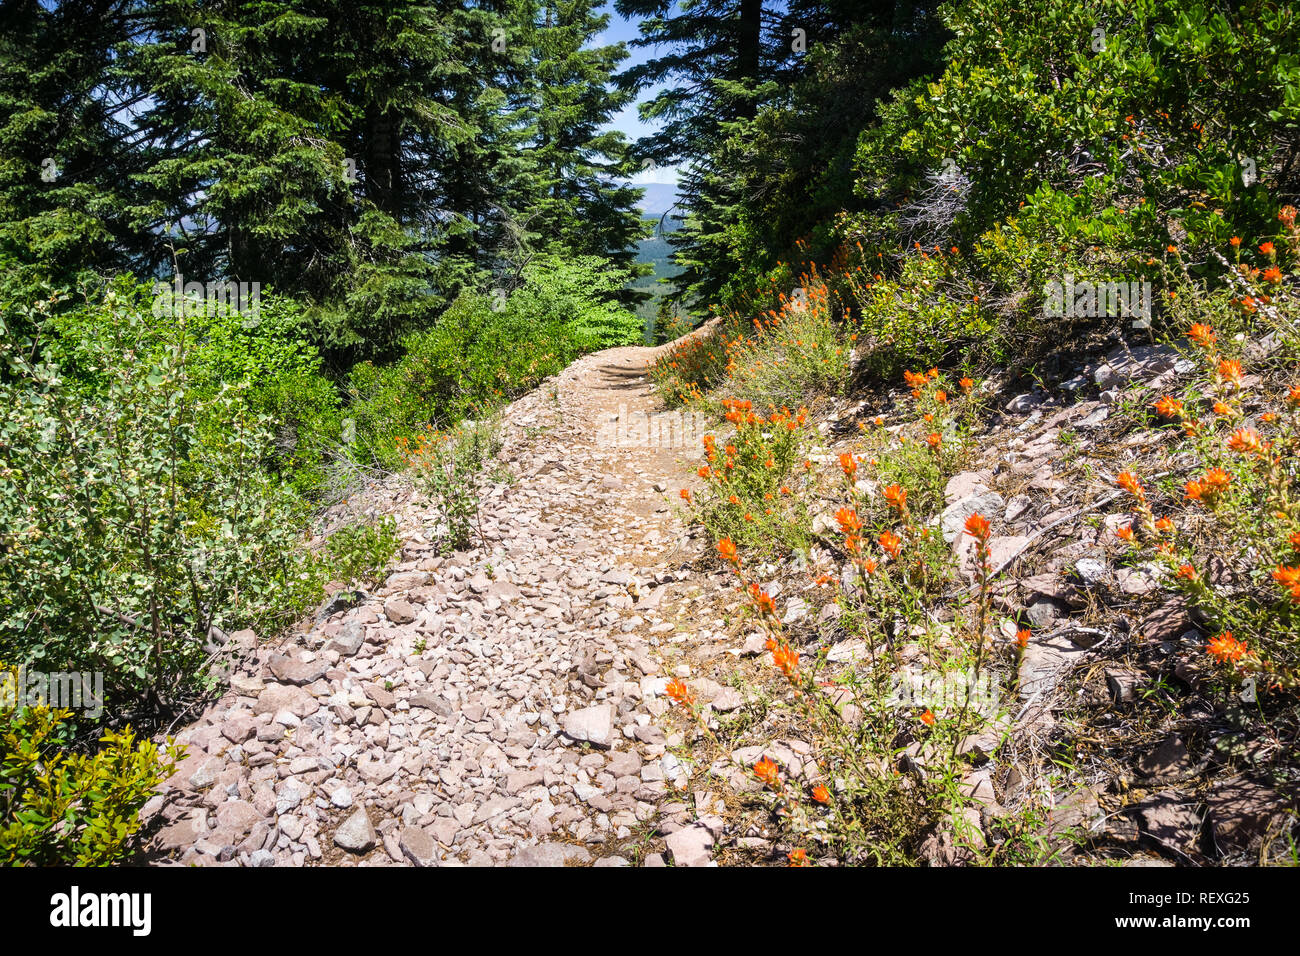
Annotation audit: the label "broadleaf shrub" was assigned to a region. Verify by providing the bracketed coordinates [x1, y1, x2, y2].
[0, 283, 324, 709]
[0, 689, 180, 866]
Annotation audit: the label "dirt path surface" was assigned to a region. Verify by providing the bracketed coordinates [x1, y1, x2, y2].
[142, 338, 722, 867]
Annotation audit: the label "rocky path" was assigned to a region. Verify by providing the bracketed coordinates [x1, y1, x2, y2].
[143, 338, 717, 867]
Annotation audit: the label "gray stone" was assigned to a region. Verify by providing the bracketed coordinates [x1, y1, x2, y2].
[1018, 632, 1089, 700]
[407, 690, 454, 716]
[333, 805, 377, 853]
[383, 597, 416, 624]
[326, 623, 365, 656]
[665, 824, 714, 867]
[268, 655, 326, 686]
[563, 704, 613, 748]
[941, 492, 1006, 543]
[253, 683, 319, 718]
[1105, 667, 1144, 704]
[1137, 735, 1191, 782]
[506, 843, 593, 867]
[1073, 558, 1108, 586]
[398, 827, 440, 867]
[1135, 792, 1201, 856]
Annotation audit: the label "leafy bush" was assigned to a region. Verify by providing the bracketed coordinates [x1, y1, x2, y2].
[0, 691, 180, 866]
[508, 252, 643, 348]
[856, 0, 1298, 260]
[844, 250, 993, 379]
[401, 418, 502, 554]
[0, 283, 324, 709]
[323, 516, 402, 589]
[27, 276, 345, 501]
[348, 292, 579, 468]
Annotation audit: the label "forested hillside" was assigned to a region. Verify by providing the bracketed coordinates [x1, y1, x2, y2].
[2, 0, 1299, 871]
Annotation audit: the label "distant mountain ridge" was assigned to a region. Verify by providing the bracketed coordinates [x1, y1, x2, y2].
[635, 182, 679, 217]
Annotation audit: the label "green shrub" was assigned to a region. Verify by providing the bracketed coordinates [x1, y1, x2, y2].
[324, 516, 401, 588]
[34, 278, 344, 500]
[349, 254, 637, 468]
[0, 692, 180, 866]
[509, 252, 643, 348]
[348, 292, 579, 468]
[403, 418, 502, 554]
[0, 284, 324, 709]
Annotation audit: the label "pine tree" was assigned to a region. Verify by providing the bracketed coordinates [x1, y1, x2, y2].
[526, 0, 648, 282]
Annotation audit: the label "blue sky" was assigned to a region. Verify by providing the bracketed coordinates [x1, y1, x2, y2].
[594, 3, 679, 186]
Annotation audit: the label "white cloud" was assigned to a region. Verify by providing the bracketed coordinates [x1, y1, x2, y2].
[631, 163, 680, 185]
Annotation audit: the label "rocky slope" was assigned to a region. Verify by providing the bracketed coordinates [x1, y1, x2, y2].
[137, 332, 1297, 867]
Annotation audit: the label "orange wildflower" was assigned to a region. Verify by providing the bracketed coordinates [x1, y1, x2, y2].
[835, 507, 862, 534]
[1154, 395, 1183, 418]
[1206, 632, 1248, 664]
[1272, 565, 1300, 594]
[1116, 524, 1134, 542]
[1187, 323, 1217, 349]
[1016, 628, 1031, 650]
[920, 709, 935, 726]
[838, 452, 857, 478]
[1203, 468, 1231, 494]
[772, 644, 800, 679]
[679, 489, 691, 503]
[811, 785, 831, 804]
[717, 538, 739, 565]
[1116, 470, 1145, 499]
[883, 484, 908, 512]
[964, 512, 991, 541]
[878, 530, 902, 557]
[1228, 427, 1264, 455]
[665, 678, 694, 708]
[754, 757, 781, 788]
